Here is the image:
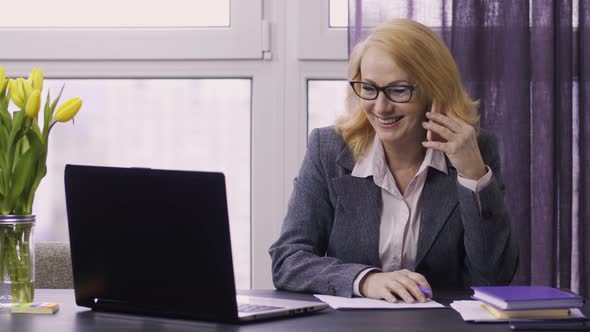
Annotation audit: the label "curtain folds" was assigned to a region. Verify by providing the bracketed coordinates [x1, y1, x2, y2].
[579, 0, 590, 297]
[348, 0, 589, 296]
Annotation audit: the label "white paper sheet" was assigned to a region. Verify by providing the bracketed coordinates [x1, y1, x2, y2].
[450, 300, 586, 322]
[314, 294, 445, 309]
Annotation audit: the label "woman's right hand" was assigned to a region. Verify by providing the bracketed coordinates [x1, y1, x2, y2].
[359, 269, 432, 303]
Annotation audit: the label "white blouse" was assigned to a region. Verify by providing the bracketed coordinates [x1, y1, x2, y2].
[351, 135, 492, 296]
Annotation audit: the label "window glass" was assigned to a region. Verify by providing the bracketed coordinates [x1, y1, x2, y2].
[329, 0, 349, 28]
[32, 79, 251, 288]
[307, 80, 348, 134]
[1, 0, 229, 27]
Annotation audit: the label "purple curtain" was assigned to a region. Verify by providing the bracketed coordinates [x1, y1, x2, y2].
[349, 0, 590, 296]
[580, 0, 590, 298]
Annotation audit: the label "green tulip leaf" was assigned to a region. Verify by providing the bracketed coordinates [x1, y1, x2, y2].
[9, 111, 26, 143]
[0, 98, 10, 129]
[42, 91, 51, 140]
[0, 125, 8, 161]
[50, 85, 65, 117]
[11, 150, 34, 201]
[22, 130, 45, 214]
[0, 175, 5, 196]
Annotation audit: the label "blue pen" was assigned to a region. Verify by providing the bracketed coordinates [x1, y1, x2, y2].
[418, 285, 432, 297]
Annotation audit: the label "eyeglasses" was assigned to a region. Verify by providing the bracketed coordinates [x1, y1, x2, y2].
[349, 81, 417, 103]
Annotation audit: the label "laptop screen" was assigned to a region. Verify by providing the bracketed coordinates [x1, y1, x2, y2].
[64, 165, 239, 321]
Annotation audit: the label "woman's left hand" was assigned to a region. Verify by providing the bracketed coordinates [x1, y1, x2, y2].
[421, 102, 487, 180]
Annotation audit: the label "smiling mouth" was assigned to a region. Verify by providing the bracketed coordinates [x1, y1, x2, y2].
[376, 115, 404, 125]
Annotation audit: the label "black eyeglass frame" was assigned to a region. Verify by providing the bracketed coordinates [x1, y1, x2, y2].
[349, 80, 418, 103]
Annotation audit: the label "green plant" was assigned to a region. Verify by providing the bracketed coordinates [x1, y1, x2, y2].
[0, 66, 82, 215]
[0, 65, 82, 303]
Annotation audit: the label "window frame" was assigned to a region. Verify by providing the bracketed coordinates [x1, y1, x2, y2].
[0, 0, 263, 60]
[297, 0, 348, 60]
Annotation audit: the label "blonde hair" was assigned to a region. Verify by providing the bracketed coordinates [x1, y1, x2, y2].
[336, 19, 479, 160]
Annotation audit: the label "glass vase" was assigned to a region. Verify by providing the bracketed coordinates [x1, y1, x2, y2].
[0, 215, 35, 304]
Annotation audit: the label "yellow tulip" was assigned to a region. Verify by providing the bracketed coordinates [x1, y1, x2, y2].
[25, 90, 41, 118]
[0, 65, 6, 92]
[28, 68, 43, 92]
[8, 79, 24, 108]
[54, 97, 82, 122]
[18, 77, 32, 98]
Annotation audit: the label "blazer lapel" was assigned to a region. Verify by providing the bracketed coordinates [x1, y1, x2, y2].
[415, 166, 458, 267]
[330, 146, 381, 267]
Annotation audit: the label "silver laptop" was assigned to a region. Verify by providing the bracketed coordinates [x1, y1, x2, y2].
[64, 164, 328, 323]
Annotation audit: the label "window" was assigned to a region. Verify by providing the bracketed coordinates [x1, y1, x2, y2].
[307, 80, 348, 134]
[1, 0, 350, 290]
[329, 0, 349, 28]
[0, 0, 262, 59]
[1, 0, 230, 27]
[35, 79, 251, 289]
[298, 0, 348, 60]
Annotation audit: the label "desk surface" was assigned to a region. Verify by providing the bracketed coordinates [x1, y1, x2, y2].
[1, 289, 587, 332]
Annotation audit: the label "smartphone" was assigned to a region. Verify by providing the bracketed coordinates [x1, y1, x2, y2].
[509, 319, 590, 331]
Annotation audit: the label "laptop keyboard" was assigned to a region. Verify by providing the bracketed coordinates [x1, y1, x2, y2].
[237, 303, 283, 313]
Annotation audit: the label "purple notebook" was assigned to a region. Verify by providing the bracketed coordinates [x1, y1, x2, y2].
[472, 286, 586, 310]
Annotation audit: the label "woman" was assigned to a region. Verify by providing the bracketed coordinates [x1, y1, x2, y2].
[269, 19, 518, 304]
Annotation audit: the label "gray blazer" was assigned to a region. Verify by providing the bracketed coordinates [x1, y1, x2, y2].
[269, 126, 518, 297]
